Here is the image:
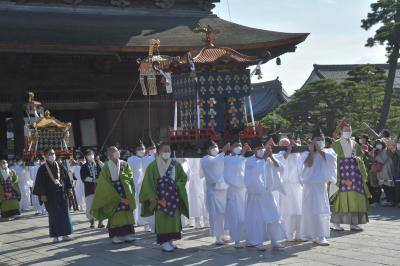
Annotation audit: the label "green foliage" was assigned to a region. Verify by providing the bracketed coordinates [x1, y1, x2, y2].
[361, 0, 400, 54]
[267, 65, 400, 136]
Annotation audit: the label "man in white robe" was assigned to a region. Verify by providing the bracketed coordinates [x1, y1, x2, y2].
[70, 159, 86, 211]
[244, 138, 286, 251]
[276, 138, 304, 241]
[201, 140, 230, 245]
[139, 137, 157, 232]
[13, 160, 31, 211]
[187, 158, 209, 229]
[128, 139, 146, 227]
[223, 135, 250, 248]
[30, 158, 46, 215]
[300, 128, 337, 246]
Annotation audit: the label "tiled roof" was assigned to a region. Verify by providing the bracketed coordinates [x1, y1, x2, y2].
[192, 46, 259, 64]
[301, 64, 400, 90]
[246, 79, 289, 120]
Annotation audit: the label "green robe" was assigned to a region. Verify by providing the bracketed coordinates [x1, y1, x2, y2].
[0, 170, 21, 216]
[330, 140, 371, 213]
[139, 159, 189, 235]
[91, 161, 136, 229]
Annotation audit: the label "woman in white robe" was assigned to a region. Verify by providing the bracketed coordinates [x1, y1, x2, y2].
[71, 162, 86, 211]
[13, 161, 32, 211]
[299, 130, 337, 246]
[201, 140, 229, 244]
[244, 140, 286, 251]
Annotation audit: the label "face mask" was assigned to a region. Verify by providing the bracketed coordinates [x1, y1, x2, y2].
[136, 150, 145, 157]
[86, 155, 95, 162]
[1, 163, 7, 170]
[342, 131, 352, 139]
[148, 149, 156, 156]
[256, 149, 265, 158]
[209, 147, 219, 156]
[397, 144, 400, 150]
[112, 151, 120, 160]
[161, 152, 171, 160]
[316, 141, 325, 149]
[48, 154, 56, 162]
[376, 144, 383, 150]
[232, 146, 242, 155]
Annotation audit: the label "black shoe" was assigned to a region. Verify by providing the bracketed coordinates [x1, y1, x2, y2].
[98, 223, 105, 228]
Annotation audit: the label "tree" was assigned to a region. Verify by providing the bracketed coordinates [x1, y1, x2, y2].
[362, 0, 400, 132]
[277, 79, 353, 134]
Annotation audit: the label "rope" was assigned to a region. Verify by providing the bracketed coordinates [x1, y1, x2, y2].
[100, 78, 140, 152]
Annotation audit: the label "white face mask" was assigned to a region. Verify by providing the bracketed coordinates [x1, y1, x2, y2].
[112, 151, 120, 160]
[232, 146, 242, 155]
[148, 149, 156, 156]
[397, 143, 400, 150]
[316, 141, 325, 149]
[86, 154, 95, 162]
[256, 149, 265, 158]
[342, 131, 352, 139]
[136, 150, 145, 157]
[209, 147, 219, 156]
[376, 144, 383, 150]
[161, 152, 171, 160]
[48, 154, 56, 163]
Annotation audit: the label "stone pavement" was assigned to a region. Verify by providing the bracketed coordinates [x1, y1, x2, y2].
[0, 206, 399, 266]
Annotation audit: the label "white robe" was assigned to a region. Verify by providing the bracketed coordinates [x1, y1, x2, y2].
[299, 151, 337, 239]
[140, 155, 156, 226]
[128, 155, 145, 225]
[30, 165, 46, 214]
[13, 165, 31, 211]
[187, 158, 209, 226]
[244, 156, 286, 245]
[201, 153, 228, 236]
[276, 151, 303, 240]
[71, 165, 86, 211]
[223, 155, 247, 242]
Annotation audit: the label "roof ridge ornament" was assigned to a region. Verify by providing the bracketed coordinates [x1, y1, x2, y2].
[192, 24, 220, 47]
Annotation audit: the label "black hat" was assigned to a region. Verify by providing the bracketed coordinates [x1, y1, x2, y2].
[312, 127, 324, 139]
[206, 139, 218, 149]
[135, 139, 144, 149]
[266, 134, 279, 145]
[325, 137, 333, 145]
[251, 137, 264, 149]
[144, 136, 156, 148]
[230, 134, 241, 144]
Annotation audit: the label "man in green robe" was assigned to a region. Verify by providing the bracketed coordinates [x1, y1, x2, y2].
[140, 142, 189, 252]
[91, 146, 136, 244]
[0, 160, 21, 220]
[330, 122, 371, 231]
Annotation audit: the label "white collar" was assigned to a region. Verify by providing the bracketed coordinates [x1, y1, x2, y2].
[108, 160, 120, 181]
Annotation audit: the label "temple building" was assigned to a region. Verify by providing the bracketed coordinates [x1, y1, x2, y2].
[0, 0, 308, 156]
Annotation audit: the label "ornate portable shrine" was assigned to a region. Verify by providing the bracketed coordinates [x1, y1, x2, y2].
[166, 25, 269, 145]
[23, 94, 73, 160]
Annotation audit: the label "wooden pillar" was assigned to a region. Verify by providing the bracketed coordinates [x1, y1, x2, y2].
[0, 113, 7, 158]
[96, 94, 108, 152]
[12, 100, 24, 158]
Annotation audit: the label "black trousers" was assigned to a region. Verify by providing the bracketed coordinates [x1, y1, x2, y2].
[381, 185, 396, 203]
[367, 183, 381, 204]
[395, 182, 400, 204]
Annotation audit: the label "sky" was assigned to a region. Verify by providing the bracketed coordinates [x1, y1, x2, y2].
[212, 0, 387, 95]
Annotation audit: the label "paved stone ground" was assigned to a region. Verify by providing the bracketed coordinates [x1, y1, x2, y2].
[0, 206, 399, 266]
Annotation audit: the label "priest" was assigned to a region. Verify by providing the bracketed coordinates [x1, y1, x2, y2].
[91, 146, 136, 244]
[300, 128, 337, 246]
[33, 148, 74, 243]
[200, 139, 230, 245]
[330, 122, 371, 231]
[244, 137, 286, 251]
[139, 141, 189, 252]
[0, 159, 21, 220]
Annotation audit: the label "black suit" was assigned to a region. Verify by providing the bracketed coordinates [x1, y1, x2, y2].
[80, 161, 102, 197]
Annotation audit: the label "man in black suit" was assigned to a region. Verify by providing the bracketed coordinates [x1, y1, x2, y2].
[80, 149, 104, 228]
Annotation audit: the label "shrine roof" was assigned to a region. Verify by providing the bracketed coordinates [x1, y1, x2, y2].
[192, 46, 259, 64]
[0, 1, 308, 56]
